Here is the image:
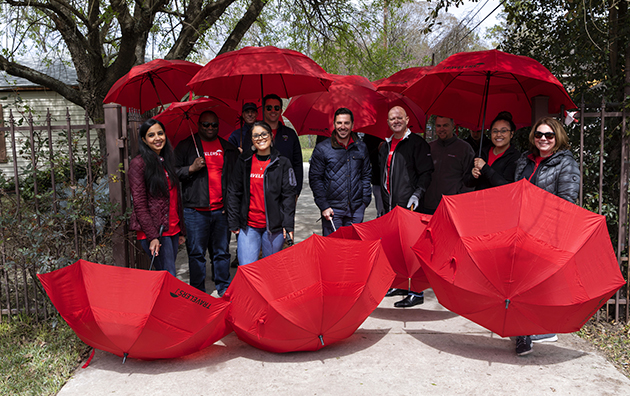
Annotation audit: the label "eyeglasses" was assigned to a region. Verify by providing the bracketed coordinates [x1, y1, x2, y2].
[491, 128, 511, 135]
[200, 121, 219, 128]
[265, 105, 281, 111]
[534, 131, 556, 139]
[252, 131, 270, 141]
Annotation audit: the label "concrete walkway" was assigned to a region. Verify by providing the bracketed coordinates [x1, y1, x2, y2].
[58, 165, 630, 395]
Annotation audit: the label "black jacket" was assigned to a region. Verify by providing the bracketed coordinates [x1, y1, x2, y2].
[227, 148, 297, 233]
[174, 134, 238, 209]
[309, 131, 372, 212]
[463, 145, 521, 190]
[514, 149, 580, 203]
[379, 130, 433, 212]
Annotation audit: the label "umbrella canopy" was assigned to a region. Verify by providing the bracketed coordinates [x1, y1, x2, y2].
[374, 66, 433, 93]
[402, 50, 577, 130]
[412, 179, 625, 337]
[187, 46, 332, 101]
[329, 206, 432, 292]
[153, 97, 239, 147]
[224, 234, 395, 353]
[103, 59, 202, 113]
[38, 259, 232, 360]
[284, 75, 387, 137]
[358, 90, 426, 138]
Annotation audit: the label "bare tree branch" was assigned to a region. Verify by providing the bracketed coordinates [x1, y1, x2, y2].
[217, 0, 267, 55]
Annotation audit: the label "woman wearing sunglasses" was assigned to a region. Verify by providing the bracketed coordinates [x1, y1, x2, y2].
[128, 118, 185, 276]
[512, 116, 580, 356]
[464, 111, 521, 190]
[227, 121, 297, 266]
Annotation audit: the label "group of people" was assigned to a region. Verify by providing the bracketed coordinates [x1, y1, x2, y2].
[128, 93, 580, 357]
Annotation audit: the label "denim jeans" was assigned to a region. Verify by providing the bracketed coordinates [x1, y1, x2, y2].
[140, 234, 179, 277]
[183, 208, 231, 295]
[322, 204, 366, 236]
[237, 226, 284, 266]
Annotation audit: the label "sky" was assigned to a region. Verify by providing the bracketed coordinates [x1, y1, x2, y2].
[448, 0, 504, 39]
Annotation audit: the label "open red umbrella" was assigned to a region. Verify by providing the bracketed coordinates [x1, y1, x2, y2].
[358, 90, 426, 138]
[103, 59, 202, 113]
[38, 260, 232, 361]
[187, 46, 332, 101]
[402, 50, 577, 131]
[329, 206, 432, 292]
[154, 97, 239, 149]
[284, 75, 387, 137]
[224, 234, 395, 353]
[374, 66, 433, 93]
[412, 179, 625, 337]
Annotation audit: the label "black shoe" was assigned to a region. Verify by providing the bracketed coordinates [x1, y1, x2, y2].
[394, 294, 424, 308]
[231, 256, 239, 268]
[515, 336, 533, 356]
[385, 288, 408, 297]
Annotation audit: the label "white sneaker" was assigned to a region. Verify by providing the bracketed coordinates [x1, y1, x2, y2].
[531, 333, 558, 343]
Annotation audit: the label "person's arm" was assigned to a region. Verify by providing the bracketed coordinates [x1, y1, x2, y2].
[412, 138, 434, 199]
[555, 155, 581, 203]
[281, 161, 297, 233]
[458, 143, 475, 193]
[378, 141, 391, 213]
[292, 130, 304, 196]
[226, 157, 245, 232]
[308, 145, 330, 212]
[480, 150, 520, 187]
[128, 159, 159, 241]
[361, 144, 372, 208]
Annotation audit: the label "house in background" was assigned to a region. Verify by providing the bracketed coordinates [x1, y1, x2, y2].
[0, 59, 92, 179]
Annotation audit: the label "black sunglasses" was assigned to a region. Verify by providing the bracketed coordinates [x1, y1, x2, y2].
[265, 105, 281, 111]
[534, 131, 555, 139]
[200, 121, 219, 128]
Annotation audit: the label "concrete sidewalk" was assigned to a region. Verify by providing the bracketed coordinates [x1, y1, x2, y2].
[58, 166, 630, 395]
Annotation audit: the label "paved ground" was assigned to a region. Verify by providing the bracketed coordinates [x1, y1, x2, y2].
[57, 165, 630, 395]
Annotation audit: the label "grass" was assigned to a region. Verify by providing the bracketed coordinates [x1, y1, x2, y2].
[577, 319, 630, 378]
[0, 315, 91, 396]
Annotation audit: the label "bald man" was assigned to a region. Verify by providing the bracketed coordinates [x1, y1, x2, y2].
[378, 106, 434, 307]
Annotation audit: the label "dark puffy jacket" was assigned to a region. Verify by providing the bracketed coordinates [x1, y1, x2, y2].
[128, 156, 185, 240]
[274, 123, 303, 196]
[174, 134, 238, 209]
[228, 123, 253, 151]
[309, 131, 372, 212]
[514, 149, 580, 203]
[227, 148, 297, 233]
[463, 144, 521, 191]
[378, 131, 433, 212]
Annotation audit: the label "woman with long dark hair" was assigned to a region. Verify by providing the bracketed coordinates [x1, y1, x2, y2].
[227, 121, 297, 266]
[129, 118, 185, 276]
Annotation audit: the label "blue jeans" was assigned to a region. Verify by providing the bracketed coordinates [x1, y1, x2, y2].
[237, 226, 285, 266]
[183, 208, 231, 295]
[322, 204, 366, 236]
[140, 234, 179, 277]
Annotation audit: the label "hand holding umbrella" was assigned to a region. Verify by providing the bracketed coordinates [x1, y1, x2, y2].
[149, 225, 165, 271]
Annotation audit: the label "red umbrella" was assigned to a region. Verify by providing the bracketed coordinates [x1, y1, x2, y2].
[103, 59, 202, 113]
[402, 50, 577, 131]
[358, 90, 426, 138]
[187, 46, 332, 101]
[38, 260, 232, 361]
[329, 206, 432, 292]
[374, 66, 433, 93]
[284, 75, 387, 137]
[224, 234, 395, 353]
[412, 179, 625, 337]
[154, 97, 239, 149]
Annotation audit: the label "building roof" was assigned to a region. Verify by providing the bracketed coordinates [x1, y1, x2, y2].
[0, 58, 78, 89]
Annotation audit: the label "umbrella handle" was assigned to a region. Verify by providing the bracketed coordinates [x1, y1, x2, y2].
[148, 225, 165, 271]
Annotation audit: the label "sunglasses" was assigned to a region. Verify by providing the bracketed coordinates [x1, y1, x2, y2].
[200, 121, 219, 128]
[534, 131, 555, 139]
[265, 105, 281, 111]
[252, 131, 271, 141]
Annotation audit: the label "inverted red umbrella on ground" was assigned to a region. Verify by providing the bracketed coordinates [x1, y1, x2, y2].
[154, 97, 239, 149]
[412, 179, 625, 337]
[329, 206, 432, 292]
[103, 59, 202, 113]
[401, 50, 577, 134]
[284, 75, 387, 137]
[38, 260, 232, 361]
[224, 234, 395, 353]
[187, 46, 333, 101]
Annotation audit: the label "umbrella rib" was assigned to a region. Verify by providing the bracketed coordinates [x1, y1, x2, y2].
[423, 71, 464, 114]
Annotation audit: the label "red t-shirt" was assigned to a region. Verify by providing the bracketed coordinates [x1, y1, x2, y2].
[137, 171, 180, 240]
[386, 137, 402, 193]
[200, 139, 224, 211]
[488, 147, 506, 166]
[247, 155, 270, 228]
[528, 154, 546, 181]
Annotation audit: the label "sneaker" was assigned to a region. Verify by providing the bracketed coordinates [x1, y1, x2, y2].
[531, 333, 558, 343]
[515, 336, 533, 356]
